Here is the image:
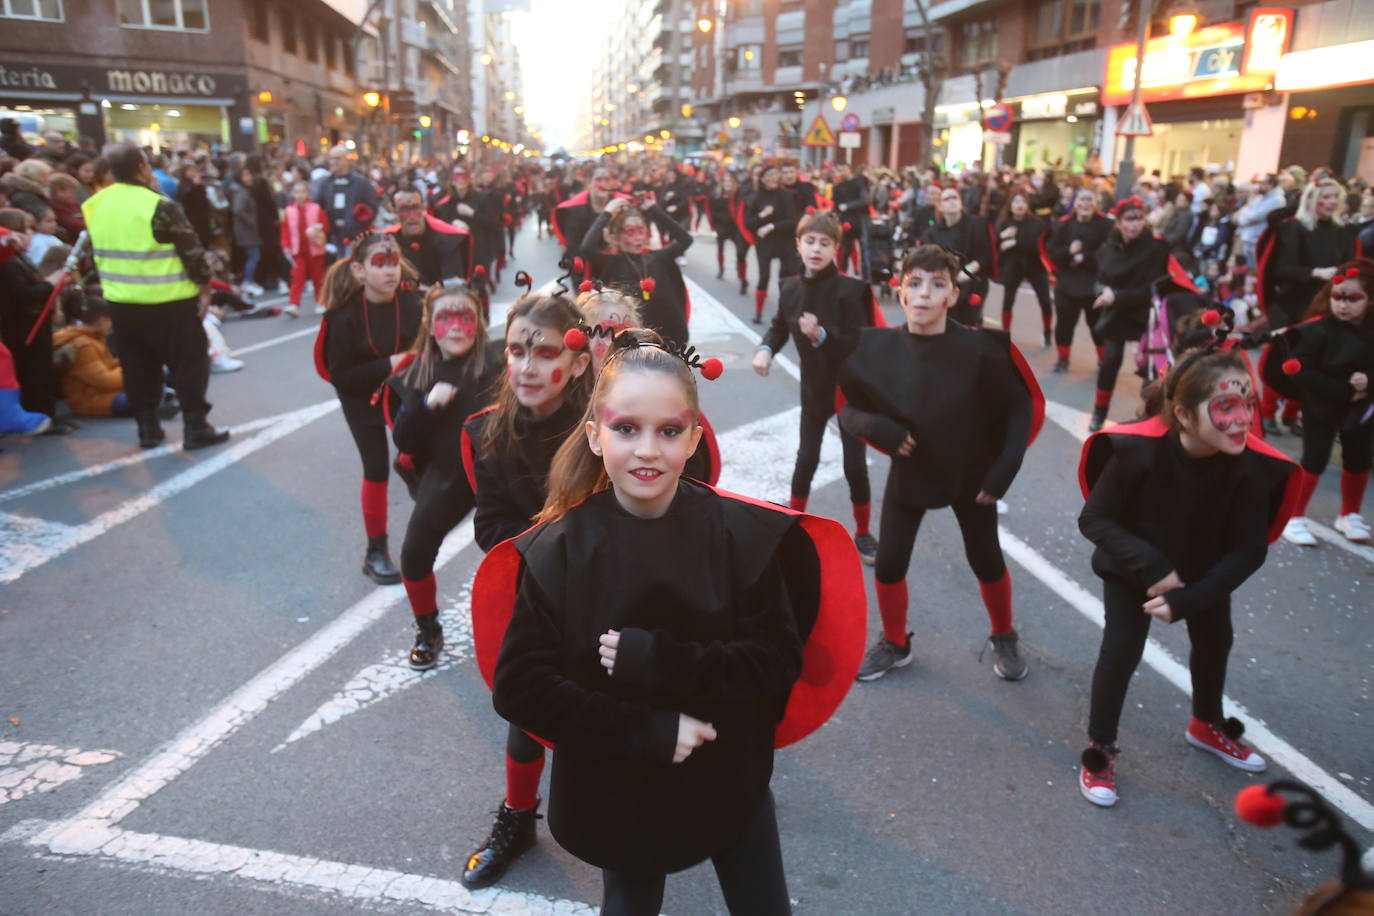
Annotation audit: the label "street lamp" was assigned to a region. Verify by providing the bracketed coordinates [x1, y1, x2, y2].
[479, 52, 493, 65]
[660, 129, 671, 139]
[505, 90, 516, 101]
[362, 91, 381, 108]
[681, 103, 693, 118]
[697, 17, 712, 32]
[831, 96, 847, 112]
[728, 116, 741, 128]
[1169, 11, 1198, 38]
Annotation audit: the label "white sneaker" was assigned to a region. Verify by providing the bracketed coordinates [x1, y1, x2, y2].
[277, 281, 289, 294]
[314, 304, 327, 315]
[243, 282, 265, 297]
[210, 355, 244, 373]
[1334, 513, 1372, 543]
[283, 305, 300, 318]
[996, 499, 1008, 515]
[1282, 517, 1317, 547]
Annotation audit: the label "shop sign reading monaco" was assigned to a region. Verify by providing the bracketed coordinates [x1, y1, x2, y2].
[0, 62, 242, 99]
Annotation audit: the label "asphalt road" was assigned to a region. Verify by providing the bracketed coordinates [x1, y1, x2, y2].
[1, 221, 1370, 916]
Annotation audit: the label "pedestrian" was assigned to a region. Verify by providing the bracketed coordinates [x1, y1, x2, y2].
[0, 223, 51, 434]
[389, 284, 502, 669]
[432, 165, 498, 307]
[752, 209, 877, 563]
[745, 163, 801, 324]
[707, 171, 751, 294]
[279, 180, 328, 317]
[550, 164, 629, 267]
[579, 196, 692, 347]
[45, 172, 86, 242]
[830, 161, 869, 276]
[1271, 261, 1374, 547]
[313, 145, 378, 251]
[459, 291, 592, 890]
[995, 188, 1053, 345]
[315, 231, 422, 584]
[838, 244, 1041, 683]
[485, 329, 858, 916]
[920, 183, 992, 328]
[0, 207, 70, 433]
[0, 117, 34, 160]
[384, 187, 471, 292]
[1077, 337, 1300, 807]
[1046, 187, 1112, 373]
[228, 166, 263, 297]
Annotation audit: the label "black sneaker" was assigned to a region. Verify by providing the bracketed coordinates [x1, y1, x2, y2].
[854, 533, 879, 566]
[1261, 417, 1281, 437]
[1286, 418, 1303, 436]
[1043, 330, 1053, 347]
[1088, 406, 1108, 433]
[1052, 358, 1069, 374]
[409, 617, 444, 671]
[363, 535, 402, 585]
[751, 313, 762, 324]
[856, 635, 913, 681]
[986, 629, 1028, 681]
[461, 800, 541, 889]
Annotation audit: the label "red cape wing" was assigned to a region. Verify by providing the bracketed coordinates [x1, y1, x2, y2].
[1078, 416, 1168, 499]
[1007, 339, 1046, 446]
[313, 314, 331, 382]
[1037, 228, 1056, 283]
[461, 405, 495, 494]
[698, 410, 721, 486]
[1167, 255, 1201, 294]
[732, 196, 756, 246]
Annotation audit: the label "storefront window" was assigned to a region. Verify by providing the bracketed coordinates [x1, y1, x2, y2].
[117, 0, 209, 32]
[0, 106, 76, 143]
[1, 0, 63, 20]
[105, 102, 224, 153]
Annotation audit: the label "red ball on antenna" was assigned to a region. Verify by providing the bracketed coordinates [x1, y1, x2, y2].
[572, 256, 585, 274]
[563, 327, 588, 351]
[700, 357, 724, 380]
[639, 277, 656, 295]
[473, 265, 486, 277]
[578, 280, 595, 292]
[1234, 785, 1285, 827]
[889, 276, 900, 288]
[805, 206, 816, 215]
[969, 293, 983, 306]
[842, 222, 852, 233]
[1201, 309, 1221, 327]
[1345, 267, 1361, 279]
[1282, 358, 1302, 375]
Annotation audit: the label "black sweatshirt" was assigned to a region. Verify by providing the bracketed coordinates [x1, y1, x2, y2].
[837, 322, 1031, 507]
[762, 263, 873, 415]
[388, 224, 468, 288]
[995, 214, 1049, 278]
[390, 340, 504, 490]
[745, 186, 799, 256]
[1286, 315, 1374, 427]
[1047, 213, 1114, 298]
[1092, 231, 1170, 342]
[465, 400, 584, 552]
[1079, 430, 1271, 619]
[323, 290, 423, 402]
[492, 480, 803, 874]
[921, 214, 991, 307]
[831, 177, 869, 224]
[434, 188, 501, 265]
[581, 204, 693, 347]
[1272, 219, 1359, 325]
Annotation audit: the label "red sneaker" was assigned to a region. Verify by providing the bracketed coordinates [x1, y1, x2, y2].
[1079, 744, 1118, 807]
[1185, 717, 1267, 772]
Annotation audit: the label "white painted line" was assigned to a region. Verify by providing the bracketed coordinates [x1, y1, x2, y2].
[0, 742, 121, 806]
[0, 400, 338, 584]
[998, 526, 1374, 833]
[685, 275, 802, 382]
[0, 401, 336, 505]
[1043, 397, 1374, 566]
[16, 819, 593, 915]
[231, 324, 320, 356]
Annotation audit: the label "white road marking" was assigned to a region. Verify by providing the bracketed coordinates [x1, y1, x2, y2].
[0, 400, 338, 584]
[230, 325, 321, 356]
[0, 742, 120, 806]
[0, 400, 336, 505]
[1042, 397, 1374, 566]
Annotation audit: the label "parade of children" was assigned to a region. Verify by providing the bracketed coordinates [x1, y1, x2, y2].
[6, 128, 1374, 916]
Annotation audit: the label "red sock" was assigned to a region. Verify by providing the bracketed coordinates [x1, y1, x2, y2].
[789, 494, 808, 512]
[1042, 312, 1054, 333]
[360, 479, 387, 538]
[1294, 469, 1320, 517]
[754, 288, 767, 316]
[505, 750, 544, 811]
[1001, 309, 1013, 331]
[403, 573, 437, 617]
[1094, 387, 1113, 409]
[737, 260, 748, 283]
[876, 579, 909, 646]
[1340, 470, 1368, 516]
[852, 501, 871, 536]
[1056, 344, 1070, 361]
[979, 572, 1013, 634]
[1095, 344, 1105, 363]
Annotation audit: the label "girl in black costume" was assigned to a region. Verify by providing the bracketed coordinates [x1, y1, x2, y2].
[579, 196, 693, 348]
[745, 163, 801, 324]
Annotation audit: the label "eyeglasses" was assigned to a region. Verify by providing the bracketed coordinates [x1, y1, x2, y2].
[368, 251, 401, 267]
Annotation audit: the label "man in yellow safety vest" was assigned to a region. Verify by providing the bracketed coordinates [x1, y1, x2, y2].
[82, 144, 229, 450]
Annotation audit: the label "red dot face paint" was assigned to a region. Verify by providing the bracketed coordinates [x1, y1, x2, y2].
[551, 368, 563, 384]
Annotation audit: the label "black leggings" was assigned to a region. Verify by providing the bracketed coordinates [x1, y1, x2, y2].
[1000, 263, 1052, 319]
[507, 721, 544, 763]
[340, 398, 390, 482]
[1054, 290, 1104, 349]
[755, 245, 800, 294]
[873, 486, 1006, 586]
[716, 233, 750, 269]
[1088, 576, 1232, 745]
[1301, 414, 1373, 474]
[793, 407, 870, 504]
[399, 475, 475, 581]
[1096, 338, 1128, 395]
[600, 792, 790, 916]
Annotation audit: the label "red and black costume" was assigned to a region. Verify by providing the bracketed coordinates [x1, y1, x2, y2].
[1047, 210, 1113, 368]
[761, 262, 876, 530]
[551, 189, 633, 265]
[434, 185, 500, 288]
[708, 185, 752, 291]
[1078, 417, 1299, 748]
[383, 214, 472, 289]
[745, 186, 801, 322]
[921, 213, 993, 328]
[837, 321, 1042, 660]
[316, 289, 423, 581]
[830, 175, 870, 276]
[995, 213, 1052, 339]
[580, 204, 694, 347]
[476, 479, 865, 912]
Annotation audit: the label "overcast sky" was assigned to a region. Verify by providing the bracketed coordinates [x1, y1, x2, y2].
[509, 0, 616, 151]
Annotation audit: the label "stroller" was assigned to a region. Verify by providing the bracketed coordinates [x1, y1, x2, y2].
[1135, 287, 1208, 382]
[868, 214, 898, 297]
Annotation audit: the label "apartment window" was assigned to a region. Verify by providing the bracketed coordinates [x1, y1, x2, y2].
[835, 40, 849, 60]
[281, 8, 296, 53]
[342, 36, 355, 76]
[302, 21, 317, 62]
[1, 0, 63, 20]
[731, 0, 760, 18]
[737, 44, 761, 70]
[324, 32, 336, 69]
[957, 17, 998, 67]
[1067, 0, 1100, 35]
[851, 39, 869, 58]
[904, 33, 926, 55]
[250, 0, 268, 40]
[778, 48, 802, 68]
[1028, 0, 1099, 60]
[117, 0, 209, 30]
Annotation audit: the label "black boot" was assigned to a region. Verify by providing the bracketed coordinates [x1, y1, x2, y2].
[363, 535, 401, 584]
[739, 277, 749, 296]
[409, 612, 444, 670]
[461, 799, 541, 889]
[1088, 405, 1108, 433]
[184, 419, 230, 450]
[135, 411, 165, 449]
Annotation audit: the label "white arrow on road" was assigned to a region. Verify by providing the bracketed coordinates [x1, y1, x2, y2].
[0, 741, 121, 807]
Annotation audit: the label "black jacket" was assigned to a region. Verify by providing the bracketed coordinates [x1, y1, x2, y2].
[921, 214, 992, 309]
[323, 290, 423, 403]
[831, 177, 869, 226]
[1271, 219, 1358, 326]
[581, 204, 693, 347]
[746, 187, 799, 256]
[434, 188, 500, 267]
[492, 481, 803, 873]
[1285, 315, 1374, 428]
[1047, 213, 1114, 298]
[838, 322, 1032, 507]
[1092, 232, 1171, 342]
[387, 222, 469, 288]
[763, 263, 873, 415]
[995, 215, 1049, 279]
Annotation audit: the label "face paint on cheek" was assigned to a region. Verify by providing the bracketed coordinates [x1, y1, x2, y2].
[551, 368, 563, 384]
[1207, 394, 1257, 432]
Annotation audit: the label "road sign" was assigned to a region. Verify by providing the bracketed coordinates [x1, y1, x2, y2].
[982, 102, 1013, 133]
[803, 114, 836, 147]
[838, 130, 862, 149]
[840, 112, 861, 132]
[983, 130, 1012, 145]
[1117, 102, 1154, 137]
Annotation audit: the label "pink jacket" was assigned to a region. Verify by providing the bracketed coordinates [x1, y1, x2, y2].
[280, 201, 328, 257]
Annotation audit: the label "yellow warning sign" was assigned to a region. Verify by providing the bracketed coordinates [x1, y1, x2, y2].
[803, 114, 836, 147]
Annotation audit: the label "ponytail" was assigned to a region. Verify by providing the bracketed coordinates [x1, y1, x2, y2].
[319, 232, 408, 311]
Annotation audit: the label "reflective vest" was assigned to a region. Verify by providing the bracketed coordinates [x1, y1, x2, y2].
[82, 183, 200, 304]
